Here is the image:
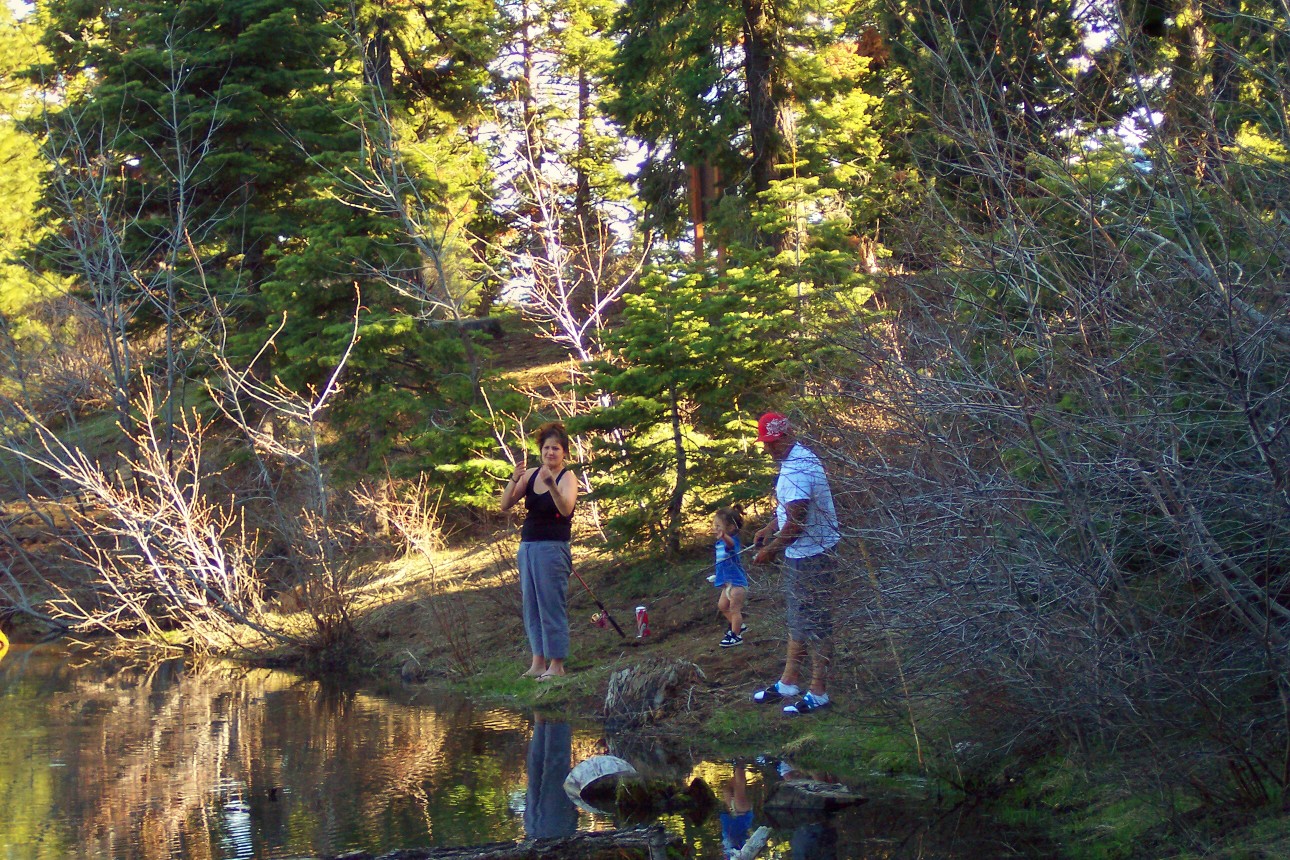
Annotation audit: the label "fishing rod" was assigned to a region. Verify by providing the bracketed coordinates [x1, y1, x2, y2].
[570, 568, 627, 638]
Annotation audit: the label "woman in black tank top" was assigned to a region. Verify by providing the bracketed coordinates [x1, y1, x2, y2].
[500, 421, 578, 679]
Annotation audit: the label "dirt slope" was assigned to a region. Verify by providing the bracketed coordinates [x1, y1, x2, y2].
[358, 528, 785, 724]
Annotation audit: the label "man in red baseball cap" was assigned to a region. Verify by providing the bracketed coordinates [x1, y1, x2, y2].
[750, 411, 840, 715]
[756, 412, 792, 444]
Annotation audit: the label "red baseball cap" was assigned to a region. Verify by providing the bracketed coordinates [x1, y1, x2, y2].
[756, 412, 791, 442]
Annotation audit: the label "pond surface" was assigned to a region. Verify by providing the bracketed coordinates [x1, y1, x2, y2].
[0, 642, 1052, 859]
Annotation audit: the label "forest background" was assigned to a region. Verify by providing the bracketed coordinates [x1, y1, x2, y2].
[1, 0, 1289, 855]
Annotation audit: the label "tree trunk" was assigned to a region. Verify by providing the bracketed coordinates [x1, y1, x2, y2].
[1166, 0, 1218, 177]
[741, 0, 781, 198]
[575, 66, 591, 233]
[666, 379, 686, 557]
[364, 17, 394, 104]
[1209, 0, 1241, 146]
[521, 1, 544, 182]
[572, 64, 594, 308]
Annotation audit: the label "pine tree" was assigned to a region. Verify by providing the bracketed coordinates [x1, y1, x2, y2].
[607, 0, 897, 254]
[571, 264, 781, 554]
[605, 0, 760, 238]
[0, 6, 49, 345]
[26, 0, 387, 421]
[884, 0, 1081, 215]
[572, 197, 870, 553]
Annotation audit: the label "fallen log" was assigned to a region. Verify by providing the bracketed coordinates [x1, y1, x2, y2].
[732, 825, 771, 860]
[330, 824, 678, 860]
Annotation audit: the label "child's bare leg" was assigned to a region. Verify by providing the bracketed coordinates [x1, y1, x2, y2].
[727, 586, 746, 634]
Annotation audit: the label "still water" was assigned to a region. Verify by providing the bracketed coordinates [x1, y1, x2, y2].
[1, 642, 1049, 859]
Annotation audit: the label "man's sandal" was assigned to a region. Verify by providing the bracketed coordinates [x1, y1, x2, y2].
[752, 681, 799, 703]
[782, 692, 832, 715]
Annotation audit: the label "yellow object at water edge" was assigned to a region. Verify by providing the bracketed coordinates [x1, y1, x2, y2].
[0, 627, 8, 664]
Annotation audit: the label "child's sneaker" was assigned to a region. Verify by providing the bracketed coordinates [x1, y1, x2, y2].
[720, 630, 744, 647]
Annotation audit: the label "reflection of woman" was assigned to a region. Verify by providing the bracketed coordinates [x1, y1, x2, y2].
[524, 716, 579, 839]
[500, 422, 578, 679]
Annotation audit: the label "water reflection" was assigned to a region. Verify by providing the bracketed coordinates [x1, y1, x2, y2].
[217, 794, 254, 860]
[522, 717, 578, 839]
[767, 760, 841, 860]
[1, 643, 1054, 860]
[0, 643, 570, 859]
[719, 760, 754, 858]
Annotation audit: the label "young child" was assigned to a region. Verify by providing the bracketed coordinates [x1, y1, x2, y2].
[713, 506, 748, 647]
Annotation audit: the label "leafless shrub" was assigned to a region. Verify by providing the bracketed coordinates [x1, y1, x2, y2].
[418, 570, 478, 677]
[356, 475, 446, 564]
[206, 306, 371, 657]
[808, 0, 1290, 800]
[355, 476, 490, 676]
[3, 383, 282, 650]
[0, 296, 123, 422]
[1, 293, 376, 661]
[483, 535, 523, 622]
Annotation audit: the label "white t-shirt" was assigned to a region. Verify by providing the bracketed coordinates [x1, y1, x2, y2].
[774, 442, 840, 559]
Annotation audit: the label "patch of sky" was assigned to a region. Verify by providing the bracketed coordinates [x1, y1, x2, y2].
[1076, 0, 1116, 52]
[1066, 0, 1163, 165]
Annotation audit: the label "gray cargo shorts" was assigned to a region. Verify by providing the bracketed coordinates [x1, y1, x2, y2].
[783, 550, 837, 642]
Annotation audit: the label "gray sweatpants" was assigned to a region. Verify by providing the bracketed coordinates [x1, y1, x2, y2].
[518, 541, 571, 660]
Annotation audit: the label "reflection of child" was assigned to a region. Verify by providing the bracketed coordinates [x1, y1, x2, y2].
[721, 760, 754, 859]
[714, 507, 748, 647]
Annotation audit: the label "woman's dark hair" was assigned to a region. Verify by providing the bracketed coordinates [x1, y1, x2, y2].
[533, 421, 571, 455]
[716, 505, 744, 532]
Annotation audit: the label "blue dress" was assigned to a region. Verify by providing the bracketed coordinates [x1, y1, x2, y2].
[714, 536, 748, 588]
[721, 808, 754, 856]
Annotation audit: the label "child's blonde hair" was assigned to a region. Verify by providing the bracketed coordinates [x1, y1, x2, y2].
[716, 505, 744, 533]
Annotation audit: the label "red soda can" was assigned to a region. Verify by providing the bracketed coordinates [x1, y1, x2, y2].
[635, 605, 649, 637]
